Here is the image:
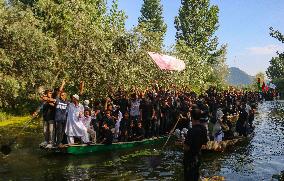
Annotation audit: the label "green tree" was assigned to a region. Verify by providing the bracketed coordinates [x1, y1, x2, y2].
[173, 0, 227, 91]
[267, 27, 284, 92]
[208, 45, 229, 88]
[174, 0, 221, 63]
[0, 1, 58, 110]
[137, 0, 167, 51]
[0, 0, 130, 109]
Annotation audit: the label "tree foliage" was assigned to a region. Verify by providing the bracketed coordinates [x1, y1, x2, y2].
[173, 0, 228, 90]
[174, 0, 222, 63]
[0, 0, 228, 112]
[267, 27, 284, 91]
[138, 0, 167, 51]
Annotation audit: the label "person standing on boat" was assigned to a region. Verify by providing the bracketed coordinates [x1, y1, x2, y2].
[81, 109, 96, 143]
[34, 89, 56, 148]
[65, 94, 87, 144]
[212, 108, 224, 142]
[236, 103, 249, 136]
[140, 93, 155, 138]
[130, 93, 141, 127]
[54, 91, 68, 147]
[183, 107, 208, 181]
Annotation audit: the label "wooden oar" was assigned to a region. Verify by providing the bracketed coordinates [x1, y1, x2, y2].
[0, 116, 37, 155]
[161, 115, 181, 149]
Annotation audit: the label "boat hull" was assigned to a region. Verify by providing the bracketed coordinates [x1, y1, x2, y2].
[41, 136, 171, 155]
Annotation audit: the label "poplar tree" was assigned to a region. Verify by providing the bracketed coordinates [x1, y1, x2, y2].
[138, 0, 167, 51]
[174, 0, 220, 62]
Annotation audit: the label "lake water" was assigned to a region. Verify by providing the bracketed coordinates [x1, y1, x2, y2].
[1, 101, 284, 180]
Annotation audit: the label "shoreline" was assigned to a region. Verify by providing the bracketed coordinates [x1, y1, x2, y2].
[0, 115, 31, 127]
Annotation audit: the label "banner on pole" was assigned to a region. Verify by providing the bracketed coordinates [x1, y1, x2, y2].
[148, 52, 185, 71]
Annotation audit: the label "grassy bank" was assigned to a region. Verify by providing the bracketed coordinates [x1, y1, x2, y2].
[0, 112, 31, 127]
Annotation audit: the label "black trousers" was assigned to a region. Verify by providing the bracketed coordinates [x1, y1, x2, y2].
[55, 121, 65, 145]
[184, 158, 200, 181]
[143, 118, 152, 138]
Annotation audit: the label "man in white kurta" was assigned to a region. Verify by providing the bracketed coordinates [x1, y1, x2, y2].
[65, 94, 87, 144]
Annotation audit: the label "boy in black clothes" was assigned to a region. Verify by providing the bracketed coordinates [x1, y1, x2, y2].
[119, 112, 130, 142]
[100, 122, 113, 144]
[127, 121, 136, 141]
[134, 122, 145, 141]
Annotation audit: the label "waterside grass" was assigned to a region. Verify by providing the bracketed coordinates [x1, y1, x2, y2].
[0, 113, 31, 127]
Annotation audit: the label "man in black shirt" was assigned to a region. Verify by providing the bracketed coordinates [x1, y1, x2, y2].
[54, 91, 68, 146]
[140, 95, 154, 138]
[40, 90, 56, 148]
[184, 106, 208, 181]
[236, 103, 249, 136]
[119, 112, 130, 142]
[117, 94, 129, 116]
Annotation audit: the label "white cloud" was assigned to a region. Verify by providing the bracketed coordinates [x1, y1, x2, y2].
[247, 44, 284, 55]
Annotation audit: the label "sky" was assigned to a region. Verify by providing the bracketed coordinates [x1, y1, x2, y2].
[114, 0, 284, 76]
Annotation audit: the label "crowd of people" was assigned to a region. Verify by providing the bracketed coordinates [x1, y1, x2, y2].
[34, 80, 260, 150]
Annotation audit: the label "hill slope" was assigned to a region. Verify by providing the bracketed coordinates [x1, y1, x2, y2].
[226, 67, 254, 85]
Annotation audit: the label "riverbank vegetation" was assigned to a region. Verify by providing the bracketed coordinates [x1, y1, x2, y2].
[267, 28, 284, 96]
[0, 114, 30, 127]
[0, 0, 228, 115]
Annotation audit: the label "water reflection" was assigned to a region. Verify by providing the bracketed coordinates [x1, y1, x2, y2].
[1, 101, 284, 180]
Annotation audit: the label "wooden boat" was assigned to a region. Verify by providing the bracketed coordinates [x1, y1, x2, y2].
[175, 133, 252, 153]
[40, 136, 171, 155]
[201, 136, 248, 152]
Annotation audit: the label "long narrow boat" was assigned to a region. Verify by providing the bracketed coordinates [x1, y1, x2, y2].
[175, 133, 253, 153]
[200, 135, 250, 152]
[41, 136, 170, 155]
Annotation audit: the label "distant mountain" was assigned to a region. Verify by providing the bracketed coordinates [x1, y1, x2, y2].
[226, 67, 254, 86]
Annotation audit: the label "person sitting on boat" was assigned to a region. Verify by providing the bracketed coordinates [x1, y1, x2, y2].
[119, 112, 130, 142]
[81, 109, 96, 143]
[102, 110, 115, 130]
[65, 94, 88, 144]
[100, 122, 113, 144]
[127, 120, 136, 141]
[134, 122, 145, 141]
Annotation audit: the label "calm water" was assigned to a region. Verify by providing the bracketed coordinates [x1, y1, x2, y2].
[1, 101, 284, 181]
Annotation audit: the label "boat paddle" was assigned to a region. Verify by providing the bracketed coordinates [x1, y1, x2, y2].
[161, 114, 181, 150]
[0, 116, 37, 155]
